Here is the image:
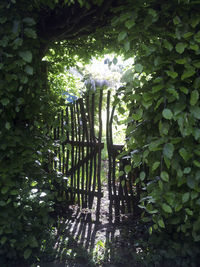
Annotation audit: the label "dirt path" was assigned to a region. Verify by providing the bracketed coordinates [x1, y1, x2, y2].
[40, 183, 140, 267]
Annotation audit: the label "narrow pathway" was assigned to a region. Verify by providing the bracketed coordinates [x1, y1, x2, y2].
[40, 183, 141, 267]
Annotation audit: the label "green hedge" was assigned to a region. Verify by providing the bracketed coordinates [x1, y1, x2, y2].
[113, 0, 200, 263]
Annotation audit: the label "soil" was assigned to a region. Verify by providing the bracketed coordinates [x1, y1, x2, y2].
[40, 183, 140, 267]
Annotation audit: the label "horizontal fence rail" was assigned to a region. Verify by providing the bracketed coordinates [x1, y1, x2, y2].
[51, 91, 104, 218]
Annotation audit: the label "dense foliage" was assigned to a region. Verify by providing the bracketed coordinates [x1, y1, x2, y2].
[1, 0, 200, 265]
[113, 0, 200, 265]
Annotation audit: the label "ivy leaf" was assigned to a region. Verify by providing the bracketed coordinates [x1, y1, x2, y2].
[161, 171, 169, 182]
[132, 108, 143, 120]
[24, 28, 37, 39]
[125, 19, 135, 29]
[124, 41, 130, 51]
[19, 51, 32, 63]
[182, 192, 190, 203]
[135, 63, 143, 72]
[0, 201, 6, 206]
[166, 70, 178, 79]
[175, 42, 187, 54]
[190, 90, 199, 106]
[162, 109, 173, 120]
[163, 143, 174, 159]
[179, 148, 189, 161]
[190, 106, 200, 119]
[1, 98, 10, 106]
[181, 67, 195, 80]
[24, 248, 32, 259]
[175, 58, 187, 64]
[125, 165, 131, 173]
[152, 84, 163, 93]
[118, 31, 127, 41]
[173, 16, 181, 25]
[162, 203, 172, 213]
[140, 171, 146, 181]
[193, 128, 200, 140]
[1, 187, 9, 194]
[190, 44, 199, 51]
[5, 122, 11, 130]
[187, 176, 195, 189]
[25, 65, 33, 75]
[193, 160, 200, 168]
[184, 167, 191, 174]
[152, 161, 160, 171]
[23, 17, 36, 26]
[163, 40, 173, 51]
[158, 219, 165, 228]
[180, 87, 188, 94]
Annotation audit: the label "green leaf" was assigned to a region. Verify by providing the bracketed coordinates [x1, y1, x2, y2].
[118, 31, 127, 41]
[1, 98, 10, 106]
[180, 87, 188, 94]
[166, 70, 178, 79]
[179, 148, 189, 161]
[163, 143, 174, 159]
[135, 63, 143, 72]
[5, 122, 11, 130]
[193, 128, 200, 140]
[0, 201, 6, 206]
[140, 171, 146, 181]
[159, 122, 169, 135]
[173, 16, 181, 25]
[25, 65, 33, 75]
[163, 40, 173, 51]
[10, 189, 18, 195]
[161, 171, 169, 182]
[152, 161, 160, 171]
[132, 108, 143, 120]
[193, 61, 200, 68]
[185, 208, 193, 216]
[162, 203, 172, 213]
[152, 84, 164, 93]
[175, 58, 187, 64]
[175, 42, 187, 54]
[125, 165, 131, 173]
[24, 248, 32, 259]
[158, 218, 165, 228]
[182, 192, 190, 203]
[193, 160, 200, 168]
[1, 187, 9, 194]
[125, 19, 135, 29]
[181, 67, 195, 80]
[167, 87, 179, 99]
[190, 90, 199, 106]
[183, 32, 193, 38]
[124, 41, 130, 51]
[183, 167, 191, 174]
[162, 109, 173, 120]
[23, 17, 36, 26]
[190, 106, 200, 119]
[190, 44, 199, 51]
[19, 51, 32, 63]
[118, 171, 124, 177]
[31, 181, 38, 187]
[1, 236, 7, 245]
[186, 176, 195, 189]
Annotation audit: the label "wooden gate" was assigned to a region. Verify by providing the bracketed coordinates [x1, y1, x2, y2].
[51, 90, 104, 217]
[106, 91, 141, 223]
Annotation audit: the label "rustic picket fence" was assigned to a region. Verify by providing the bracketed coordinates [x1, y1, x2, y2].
[50, 89, 142, 222]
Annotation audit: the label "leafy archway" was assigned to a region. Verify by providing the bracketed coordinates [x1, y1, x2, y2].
[1, 0, 200, 265]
